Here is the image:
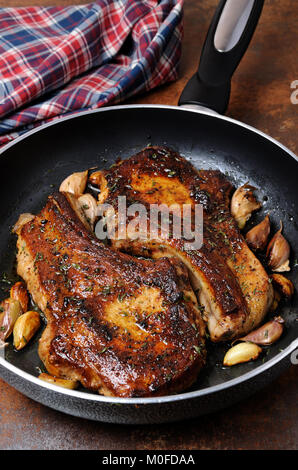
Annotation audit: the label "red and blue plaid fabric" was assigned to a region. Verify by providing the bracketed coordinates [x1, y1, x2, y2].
[0, 0, 183, 147]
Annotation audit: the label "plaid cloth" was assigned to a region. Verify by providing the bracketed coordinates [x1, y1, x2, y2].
[0, 0, 183, 147]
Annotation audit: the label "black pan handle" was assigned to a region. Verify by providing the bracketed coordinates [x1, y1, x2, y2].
[178, 0, 265, 114]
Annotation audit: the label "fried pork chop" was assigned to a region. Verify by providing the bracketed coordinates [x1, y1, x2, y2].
[90, 146, 274, 342]
[15, 192, 205, 397]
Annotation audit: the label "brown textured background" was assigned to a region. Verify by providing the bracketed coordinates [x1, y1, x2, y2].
[0, 0, 297, 450]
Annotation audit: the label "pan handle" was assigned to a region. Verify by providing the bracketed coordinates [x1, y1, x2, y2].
[178, 0, 265, 114]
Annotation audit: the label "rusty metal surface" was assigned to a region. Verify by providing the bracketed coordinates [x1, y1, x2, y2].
[0, 367, 297, 450]
[0, 0, 297, 450]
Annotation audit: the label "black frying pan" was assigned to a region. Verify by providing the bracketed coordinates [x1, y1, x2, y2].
[0, 0, 297, 424]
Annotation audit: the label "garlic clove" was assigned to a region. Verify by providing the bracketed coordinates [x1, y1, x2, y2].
[273, 260, 290, 273]
[77, 193, 98, 230]
[0, 298, 23, 341]
[89, 170, 103, 186]
[13, 310, 41, 350]
[223, 342, 262, 366]
[266, 222, 290, 272]
[245, 215, 270, 251]
[235, 316, 284, 346]
[89, 170, 109, 204]
[271, 273, 294, 298]
[231, 183, 261, 229]
[59, 170, 88, 196]
[10, 281, 29, 313]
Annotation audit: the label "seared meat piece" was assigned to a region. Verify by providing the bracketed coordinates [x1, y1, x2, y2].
[15, 192, 205, 397]
[90, 146, 273, 342]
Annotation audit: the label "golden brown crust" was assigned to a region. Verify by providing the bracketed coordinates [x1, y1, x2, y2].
[91, 146, 273, 341]
[17, 192, 205, 397]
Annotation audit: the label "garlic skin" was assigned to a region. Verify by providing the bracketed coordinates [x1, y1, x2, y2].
[235, 316, 284, 346]
[59, 170, 88, 196]
[223, 342, 262, 366]
[271, 273, 294, 298]
[10, 281, 29, 313]
[231, 183, 261, 229]
[89, 170, 109, 204]
[266, 222, 290, 272]
[245, 215, 270, 251]
[0, 298, 23, 341]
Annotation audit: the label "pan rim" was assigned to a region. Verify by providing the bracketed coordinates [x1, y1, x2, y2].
[0, 104, 297, 163]
[1, 338, 298, 404]
[0, 103, 297, 405]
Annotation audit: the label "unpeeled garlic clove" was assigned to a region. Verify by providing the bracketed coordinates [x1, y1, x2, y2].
[235, 316, 284, 346]
[59, 170, 88, 196]
[77, 193, 98, 229]
[266, 222, 290, 272]
[10, 281, 29, 313]
[89, 170, 103, 186]
[245, 215, 270, 251]
[271, 273, 294, 298]
[38, 373, 78, 389]
[13, 310, 41, 350]
[231, 183, 261, 229]
[89, 171, 109, 204]
[0, 298, 23, 341]
[223, 342, 262, 366]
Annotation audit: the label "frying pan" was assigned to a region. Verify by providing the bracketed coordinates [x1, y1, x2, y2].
[0, 0, 297, 425]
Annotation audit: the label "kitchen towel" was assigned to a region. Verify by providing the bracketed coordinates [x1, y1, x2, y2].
[0, 0, 183, 147]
